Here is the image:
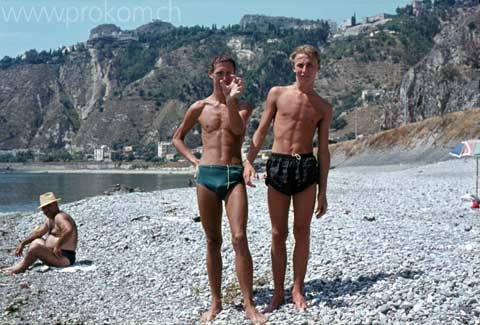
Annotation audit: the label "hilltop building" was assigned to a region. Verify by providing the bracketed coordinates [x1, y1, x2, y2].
[363, 13, 394, 24]
[89, 24, 138, 42]
[340, 13, 357, 30]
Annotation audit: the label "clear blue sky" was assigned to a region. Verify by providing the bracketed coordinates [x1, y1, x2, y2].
[0, 0, 411, 58]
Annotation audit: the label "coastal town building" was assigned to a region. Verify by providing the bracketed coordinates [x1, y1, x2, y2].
[122, 146, 134, 158]
[362, 89, 385, 104]
[192, 146, 203, 156]
[94, 145, 112, 162]
[157, 141, 176, 160]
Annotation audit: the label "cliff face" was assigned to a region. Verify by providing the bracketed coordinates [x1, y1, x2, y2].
[0, 30, 198, 151]
[1, 8, 479, 153]
[395, 7, 480, 127]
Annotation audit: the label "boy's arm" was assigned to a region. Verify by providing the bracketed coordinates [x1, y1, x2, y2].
[223, 75, 247, 135]
[315, 102, 333, 218]
[244, 87, 280, 186]
[238, 102, 253, 132]
[172, 101, 204, 167]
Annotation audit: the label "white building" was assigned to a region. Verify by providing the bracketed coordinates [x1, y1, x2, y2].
[158, 141, 176, 159]
[94, 145, 112, 162]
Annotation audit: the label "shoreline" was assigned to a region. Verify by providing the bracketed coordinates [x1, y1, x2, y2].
[0, 162, 195, 175]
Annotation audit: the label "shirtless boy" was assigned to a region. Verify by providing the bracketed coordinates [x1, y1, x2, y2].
[172, 55, 266, 324]
[243, 44, 333, 312]
[2, 192, 78, 274]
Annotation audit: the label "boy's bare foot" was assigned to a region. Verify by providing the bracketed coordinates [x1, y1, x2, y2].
[292, 291, 307, 311]
[262, 293, 284, 313]
[245, 304, 267, 324]
[201, 304, 222, 323]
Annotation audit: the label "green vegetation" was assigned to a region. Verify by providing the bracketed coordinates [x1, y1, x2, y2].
[38, 149, 73, 162]
[113, 43, 158, 86]
[330, 90, 362, 130]
[0, 47, 81, 69]
[383, 15, 440, 65]
[323, 13, 440, 66]
[1, 2, 473, 151]
[0, 151, 33, 163]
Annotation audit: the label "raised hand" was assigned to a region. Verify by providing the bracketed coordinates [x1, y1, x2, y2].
[220, 74, 244, 100]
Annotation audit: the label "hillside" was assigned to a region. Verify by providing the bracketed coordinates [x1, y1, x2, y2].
[330, 109, 480, 167]
[0, 1, 479, 157]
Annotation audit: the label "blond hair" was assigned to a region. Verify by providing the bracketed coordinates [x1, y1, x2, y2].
[289, 44, 320, 67]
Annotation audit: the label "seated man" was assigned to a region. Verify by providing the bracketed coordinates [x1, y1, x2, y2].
[2, 192, 78, 275]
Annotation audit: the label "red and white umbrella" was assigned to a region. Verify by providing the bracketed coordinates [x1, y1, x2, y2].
[450, 139, 480, 202]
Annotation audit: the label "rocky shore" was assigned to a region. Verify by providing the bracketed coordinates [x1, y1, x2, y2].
[0, 162, 194, 174]
[1, 159, 479, 324]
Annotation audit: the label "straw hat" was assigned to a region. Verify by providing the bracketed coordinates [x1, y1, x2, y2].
[38, 192, 61, 209]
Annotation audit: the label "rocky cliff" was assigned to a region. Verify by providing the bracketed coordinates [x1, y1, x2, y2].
[395, 6, 480, 127]
[0, 6, 479, 153]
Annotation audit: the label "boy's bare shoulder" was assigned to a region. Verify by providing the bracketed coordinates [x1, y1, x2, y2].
[313, 93, 333, 111]
[191, 99, 208, 110]
[268, 85, 289, 97]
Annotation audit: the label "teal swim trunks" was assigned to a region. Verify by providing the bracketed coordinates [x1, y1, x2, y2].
[197, 165, 244, 200]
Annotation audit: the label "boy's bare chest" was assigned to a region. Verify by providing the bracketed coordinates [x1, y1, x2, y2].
[276, 98, 321, 124]
[199, 106, 230, 132]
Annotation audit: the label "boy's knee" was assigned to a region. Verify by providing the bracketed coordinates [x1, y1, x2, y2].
[206, 235, 222, 249]
[272, 228, 288, 243]
[231, 232, 247, 250]
[293, 224, 310, 239]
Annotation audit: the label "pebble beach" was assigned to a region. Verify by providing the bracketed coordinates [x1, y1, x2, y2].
[1, 159, 479, 324]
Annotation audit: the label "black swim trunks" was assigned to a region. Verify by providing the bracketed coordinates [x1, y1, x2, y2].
[61, 249, 76, 266]
[265, 153, 318, 196]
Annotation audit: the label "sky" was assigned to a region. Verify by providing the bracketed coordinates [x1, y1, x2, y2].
[0, 0, 411, 58]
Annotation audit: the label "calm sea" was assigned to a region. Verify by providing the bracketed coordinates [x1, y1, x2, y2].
[0, 172, 192, 215]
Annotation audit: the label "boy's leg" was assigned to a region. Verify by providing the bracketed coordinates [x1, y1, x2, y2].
[264, 185, 291, 313]
[291, 184, 316, 311]
[225, 183, 266, 324]
[197, 184, 223, 322]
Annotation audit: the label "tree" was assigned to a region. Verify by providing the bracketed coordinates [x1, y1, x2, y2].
[24, 49, 39, 64]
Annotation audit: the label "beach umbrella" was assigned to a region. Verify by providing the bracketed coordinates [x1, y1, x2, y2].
[449, 139, 480, 197]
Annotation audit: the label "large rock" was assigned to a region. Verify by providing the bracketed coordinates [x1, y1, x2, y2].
[396, 7, 480, 127]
